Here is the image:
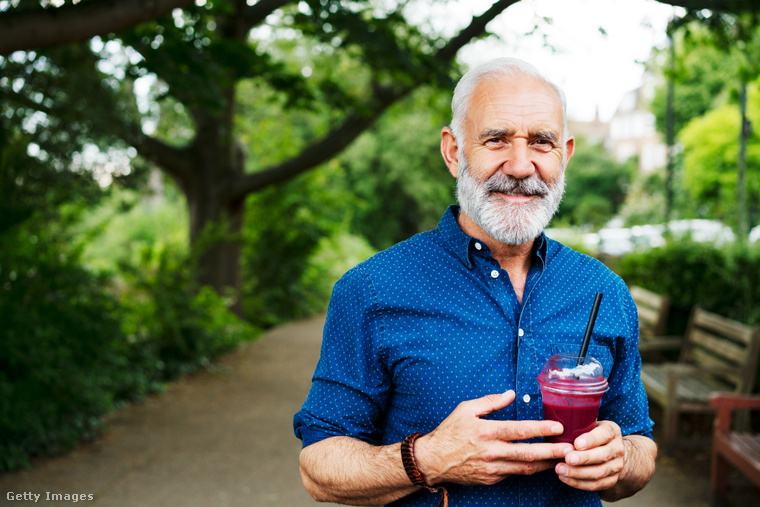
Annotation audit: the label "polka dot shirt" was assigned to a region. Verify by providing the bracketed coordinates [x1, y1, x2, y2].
[294, 205, 654, 506]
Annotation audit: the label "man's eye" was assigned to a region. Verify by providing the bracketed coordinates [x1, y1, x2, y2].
[485, 138, 503, 145]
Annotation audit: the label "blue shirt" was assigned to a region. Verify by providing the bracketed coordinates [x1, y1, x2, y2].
[294, 205, 653, 506]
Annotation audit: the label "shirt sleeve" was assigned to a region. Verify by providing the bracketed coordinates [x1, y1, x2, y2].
[598, 278, 654, 440]
[293, 264, 391, 448]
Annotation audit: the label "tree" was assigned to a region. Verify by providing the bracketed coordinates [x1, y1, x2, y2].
[649, 13, 760, 234]
[2, 0, 520, 312]
[3, 0, 760, 312]
[0, 0, 196, 54]
[553, 137, 636, 229]
[678, 89, 760, 225]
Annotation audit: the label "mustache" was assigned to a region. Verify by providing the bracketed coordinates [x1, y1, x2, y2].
[483, 173, 550, 197]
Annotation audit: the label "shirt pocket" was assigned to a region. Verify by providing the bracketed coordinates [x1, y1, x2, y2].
[550, 343, 614, 380]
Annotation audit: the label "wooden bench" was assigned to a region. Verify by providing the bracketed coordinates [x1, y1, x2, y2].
[629, 285, 679, 357]
[639, 308, 760, 452]
[630, 285, 671, 339]
[709, 393, 760, 506]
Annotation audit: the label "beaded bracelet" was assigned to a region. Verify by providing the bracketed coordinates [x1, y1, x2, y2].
[401, 433, 449, 507]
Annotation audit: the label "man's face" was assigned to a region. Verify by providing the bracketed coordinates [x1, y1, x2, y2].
[443, 74, 574, 245]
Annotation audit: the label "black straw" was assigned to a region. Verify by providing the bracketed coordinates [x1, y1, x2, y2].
[577, 292, 604, 366]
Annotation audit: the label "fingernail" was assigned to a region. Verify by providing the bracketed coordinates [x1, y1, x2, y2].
[576, 438, 587, 450]
[567, 453, 579, 465]
[551, 424, 562, 434]
[557, 464, 568, 476]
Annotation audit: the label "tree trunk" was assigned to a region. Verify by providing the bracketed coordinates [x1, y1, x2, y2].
[737, 80, 749, 243]
[184, 98, 246, 313]
[189, 192, 245, 314]
[665, 29, 676, 224]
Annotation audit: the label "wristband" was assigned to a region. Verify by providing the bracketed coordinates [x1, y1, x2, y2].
[401, 433, 448, 507]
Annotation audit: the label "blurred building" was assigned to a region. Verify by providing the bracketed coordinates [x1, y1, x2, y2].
[568, 107, 609, 147]
[569, 72, 667, 174]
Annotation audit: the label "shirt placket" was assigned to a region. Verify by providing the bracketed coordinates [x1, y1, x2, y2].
[516, 259, 545, 423]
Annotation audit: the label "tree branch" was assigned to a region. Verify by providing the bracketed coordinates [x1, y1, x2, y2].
[233, 0, 517, 198]
[0, 0, 196, 55]
[436, 0, 519, 63]
[233, 96, 403, 197]
[131, 131, 195, 186]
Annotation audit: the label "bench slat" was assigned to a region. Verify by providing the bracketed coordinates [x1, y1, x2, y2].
[688, 329, 747, 365]
[688, 349, 743, 385]
[640, 363, 734, 403]
[630, 285, 665, 309]
[693, 310, 755, 345]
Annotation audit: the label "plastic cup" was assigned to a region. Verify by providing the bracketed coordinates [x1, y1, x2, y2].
[537, 353, 608, 444]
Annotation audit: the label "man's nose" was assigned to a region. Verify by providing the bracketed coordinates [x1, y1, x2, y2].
[501, 141, 536, 179]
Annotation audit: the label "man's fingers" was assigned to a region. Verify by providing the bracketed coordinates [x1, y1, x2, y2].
[466, 390, 516, 417]
[490, 419, 565, 442]
[493, 441, 572, 462]
[563, 444, 621, 467]
[574, 420, 620, 450]
[489, 458, 560, 478]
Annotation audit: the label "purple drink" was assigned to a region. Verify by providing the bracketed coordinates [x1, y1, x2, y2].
[537, 353, 608, 444]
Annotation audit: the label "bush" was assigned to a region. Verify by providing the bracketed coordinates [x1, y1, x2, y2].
[0, 206, 258, 472]
[0, 223, 129, 471]
[618, 239, 760, 333]
[120, 245, 258, 381]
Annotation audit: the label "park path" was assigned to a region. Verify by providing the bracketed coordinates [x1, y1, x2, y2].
[0, 314, 741, 506]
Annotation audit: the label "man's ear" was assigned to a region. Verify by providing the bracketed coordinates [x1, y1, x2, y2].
[441, 127, 460, 178]
[563, 136, 576, 171]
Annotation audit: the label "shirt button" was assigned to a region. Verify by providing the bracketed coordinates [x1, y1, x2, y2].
[490, 270, 499, 279]
[474, 242, 482, 251]
[518, 328, 524, 337]
[523, 394, 531, 403]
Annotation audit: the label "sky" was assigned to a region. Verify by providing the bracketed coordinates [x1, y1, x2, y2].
[409, 0, 681, 122]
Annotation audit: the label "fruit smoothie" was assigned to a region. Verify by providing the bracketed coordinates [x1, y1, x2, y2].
[537, 353, 608, 444]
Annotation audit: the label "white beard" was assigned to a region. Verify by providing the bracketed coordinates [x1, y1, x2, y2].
[456, 155, 566, 246]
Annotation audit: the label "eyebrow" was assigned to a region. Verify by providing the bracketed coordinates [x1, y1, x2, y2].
[478, 128, 561, 144]
[478, 128, 515, 141]
[533, 131, 560, 144]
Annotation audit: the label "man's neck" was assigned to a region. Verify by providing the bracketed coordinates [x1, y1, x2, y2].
[456, 212, 535, 303]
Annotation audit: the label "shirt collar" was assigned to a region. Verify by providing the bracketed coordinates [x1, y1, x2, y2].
[437, 205, 548, 269]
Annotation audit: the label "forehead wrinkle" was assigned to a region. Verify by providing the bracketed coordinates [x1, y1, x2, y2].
[466, 76, 565, 141]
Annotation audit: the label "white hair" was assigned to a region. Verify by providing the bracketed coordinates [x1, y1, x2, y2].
[449, 57, 569, 143]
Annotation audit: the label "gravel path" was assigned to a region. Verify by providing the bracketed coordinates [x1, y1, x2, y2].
[1, 314, 757, 506]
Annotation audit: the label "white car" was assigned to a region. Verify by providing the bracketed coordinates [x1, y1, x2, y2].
[750, 225, 760, 244]
[597, 227, 635, 256]
[666, 219, 736, 245]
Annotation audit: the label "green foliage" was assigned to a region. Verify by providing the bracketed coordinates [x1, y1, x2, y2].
[79, 183, 189, 274]
[119, 246, 256, 381]
[678, 82, 760, 226]
[650, 25, 742, 137]
[554, 137, 635, 229]
[242, 162, 373, 327]
[619, 169, 667, 226]
[0, 145, 255, 471]
[619, 240, 760, 331]
[0, 215, 128, 471]
[339, 87, 454, 250]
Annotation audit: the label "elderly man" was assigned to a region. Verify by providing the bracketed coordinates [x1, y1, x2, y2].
[293, 57, 656, 506]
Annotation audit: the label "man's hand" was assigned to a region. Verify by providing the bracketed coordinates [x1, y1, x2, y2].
[555, 421, 657, 501]
[415, 390, 573, 486]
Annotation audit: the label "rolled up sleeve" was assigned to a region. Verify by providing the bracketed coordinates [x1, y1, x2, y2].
[293, 266, 391, 447]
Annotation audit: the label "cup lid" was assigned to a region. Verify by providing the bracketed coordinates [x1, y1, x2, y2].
[537, 353, 608, 393]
